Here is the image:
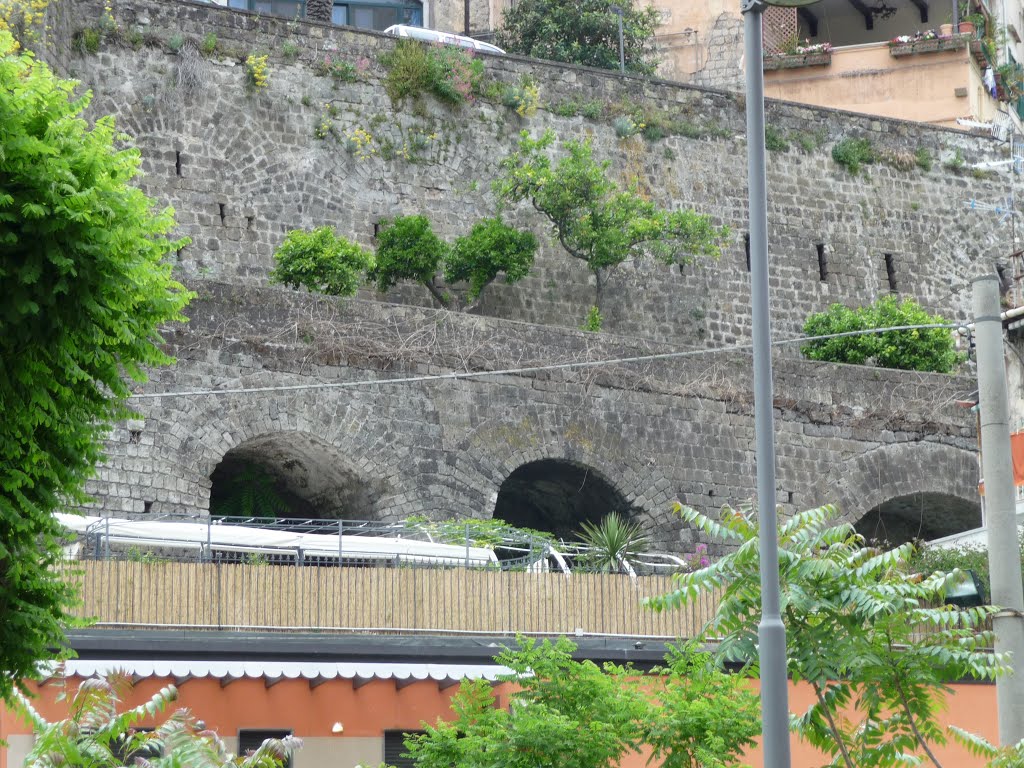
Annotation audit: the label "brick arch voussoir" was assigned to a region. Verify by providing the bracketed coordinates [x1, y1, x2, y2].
[171, 394, 393, 514]
[822, 442, 979, 527]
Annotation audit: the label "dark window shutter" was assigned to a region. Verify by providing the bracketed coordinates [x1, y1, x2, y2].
[239, 729, 293, 768]
[384, 730, 425, 768]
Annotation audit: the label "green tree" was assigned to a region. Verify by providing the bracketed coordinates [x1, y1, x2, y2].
[404, 636, 760, 768]
[494, 130, 728, 314]
[15, 672, 301, 767]
[0, 33, 192, 702]
[445, 217, 537, 304]
[801, 295, 962, 373]
[269, 226, 374, 297]
[372, 214, 536, 311]
[647, 504, 1004, 768]
[495, 0, 661, 76]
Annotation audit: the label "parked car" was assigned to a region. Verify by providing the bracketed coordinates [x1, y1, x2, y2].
[383, 24, 505, 55]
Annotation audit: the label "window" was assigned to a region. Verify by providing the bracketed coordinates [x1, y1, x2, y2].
[384, 730, 426, 768]
[235, 0, 421, 28]
[239, 729, 293, 768]
[331, 1, 421, 29]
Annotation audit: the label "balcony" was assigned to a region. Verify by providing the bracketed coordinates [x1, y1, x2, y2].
[760, 2, 1010, 129]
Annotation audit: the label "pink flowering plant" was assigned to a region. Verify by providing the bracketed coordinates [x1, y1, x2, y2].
[685, 543, 711, 571]
[380, 39, 485, 107]
[770, 38, 833, 57]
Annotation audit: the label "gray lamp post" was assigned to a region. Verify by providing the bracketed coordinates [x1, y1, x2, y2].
[610, 5, 625, 73]
[740, 1, 819, 767]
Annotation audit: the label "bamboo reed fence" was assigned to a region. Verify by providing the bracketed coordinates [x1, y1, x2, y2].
[61, 560, 721, 638]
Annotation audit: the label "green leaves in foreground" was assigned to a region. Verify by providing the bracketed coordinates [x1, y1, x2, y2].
[16, 672, 301, 768]
[647, 503, 1005, 768]
[404, 636, 759, 768]
[0, 32, 192, 702]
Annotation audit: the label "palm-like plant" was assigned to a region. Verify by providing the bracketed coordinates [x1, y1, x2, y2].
[577, 512, 648, 574]
[647, 503, 1005, 768]
[16, 672, 301, 768]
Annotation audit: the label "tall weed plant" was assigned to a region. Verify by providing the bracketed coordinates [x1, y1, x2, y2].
[381, 39, 483, 106]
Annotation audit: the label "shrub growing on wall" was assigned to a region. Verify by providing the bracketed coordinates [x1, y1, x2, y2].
[373, 214, 537, 311]
[495, 129, 729, 319]
[801, 295, 962, 373]
[270, 226, 374, 297]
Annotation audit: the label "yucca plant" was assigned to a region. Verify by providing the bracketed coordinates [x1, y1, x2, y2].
[15, 672, 300, 768]
[577, 512, 649, 574]
[647, 503, 1005, 768]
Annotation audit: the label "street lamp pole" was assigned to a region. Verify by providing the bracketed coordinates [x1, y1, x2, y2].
[740, 0, 816, 765]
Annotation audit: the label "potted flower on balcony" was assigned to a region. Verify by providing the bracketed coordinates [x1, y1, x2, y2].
[889, 29, 968, 56]
[763, 39, 833, 71]
[995, 61, 1024, 101]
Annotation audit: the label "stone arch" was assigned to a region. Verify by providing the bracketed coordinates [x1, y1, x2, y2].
[208, 430, 385, 519]
[452, 407, 682, 550]
[492, 458, 635, 541]
[819, 442, 980, 543]
[159, 387, 422, 520]
[853, 491, 981, 545]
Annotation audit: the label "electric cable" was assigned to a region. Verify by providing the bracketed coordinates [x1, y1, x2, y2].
[129, 322, 967, 401]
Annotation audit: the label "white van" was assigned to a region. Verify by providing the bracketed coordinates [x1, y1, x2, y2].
[383, 24, 506, 55]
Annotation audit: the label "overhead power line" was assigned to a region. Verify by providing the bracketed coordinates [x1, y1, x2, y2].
[129, 323, 965, 401]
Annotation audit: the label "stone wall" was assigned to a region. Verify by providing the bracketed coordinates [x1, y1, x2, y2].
[38, 0, 996, 544]
[86, 282, 980, 551]
[49, 0, 1016, 350]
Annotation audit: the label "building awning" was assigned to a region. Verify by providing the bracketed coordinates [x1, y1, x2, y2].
[44, 660, 514, 689]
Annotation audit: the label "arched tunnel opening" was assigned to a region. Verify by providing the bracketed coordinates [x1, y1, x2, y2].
[492, 459, 633, 542]
[208, 432, 383, 520]
[854, 491, 982, 547]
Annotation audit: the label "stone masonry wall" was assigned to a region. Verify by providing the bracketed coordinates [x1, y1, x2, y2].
[50, 0, 1019, 350]
[39, 0, 995, 544]
[87, 282, 981, 551]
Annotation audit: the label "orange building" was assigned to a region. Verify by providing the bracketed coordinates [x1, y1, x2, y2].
[0, 629, 1002, 768]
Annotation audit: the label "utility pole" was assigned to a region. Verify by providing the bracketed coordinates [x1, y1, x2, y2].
[973, 274, 1024, 746]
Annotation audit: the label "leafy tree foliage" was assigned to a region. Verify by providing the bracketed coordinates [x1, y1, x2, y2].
[647, 503, 1005, 768]
[445, 217, 537, 301]
[0, 34, 191, 702]
[801, 295, 962, 373]
[373, 214, 536, 311]
[495, 130, 728, 311]
[270, 226, 374, 297]
[15, 672, 301, 767]
[495, 0, 661, 76]
[404, 636, 759, 768]
[372, 214, 450, 302]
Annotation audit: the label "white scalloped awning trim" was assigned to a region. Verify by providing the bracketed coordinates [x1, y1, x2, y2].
[51, 660, 513, 683]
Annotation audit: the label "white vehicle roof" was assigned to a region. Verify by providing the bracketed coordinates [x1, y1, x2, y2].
[56, 514, 499, 567]
[383, 24, 505, 55]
